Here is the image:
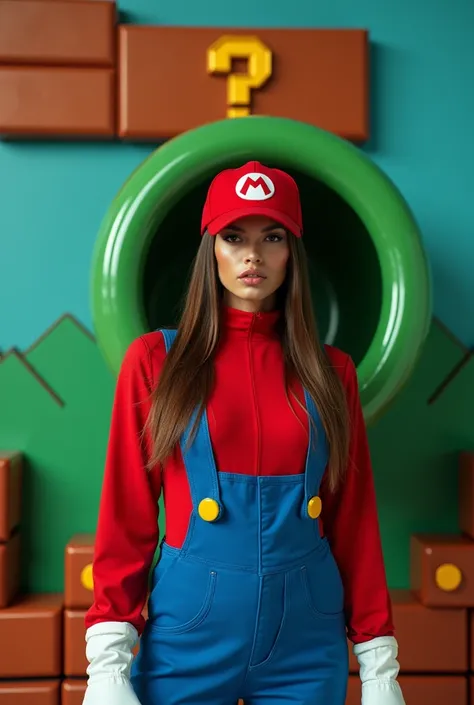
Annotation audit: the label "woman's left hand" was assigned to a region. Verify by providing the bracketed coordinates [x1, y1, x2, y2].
[354, 636, 406, 705]
[361, 680, 406, 705]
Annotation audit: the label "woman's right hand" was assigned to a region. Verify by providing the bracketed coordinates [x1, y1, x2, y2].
[82, 678, 142, 705]
[82, 621, 142, 705]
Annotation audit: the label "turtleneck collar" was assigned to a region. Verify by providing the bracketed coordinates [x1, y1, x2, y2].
[221, 305, 281, 338]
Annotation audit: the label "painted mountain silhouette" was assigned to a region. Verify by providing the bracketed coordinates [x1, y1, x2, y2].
[367, 320, 474, 587]
[0, 314, 116, 593]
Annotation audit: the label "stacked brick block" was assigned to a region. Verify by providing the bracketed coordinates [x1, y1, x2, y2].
[63, 534, 148, 702]
[0, 594, 63, 703]
[0, 452, 63, 703]
[346, 451, 474, 705]
[0, 0, 116, 138]
[63, 535, 95, 704]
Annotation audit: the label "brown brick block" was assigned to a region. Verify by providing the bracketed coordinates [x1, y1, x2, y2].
[394, 588, 466, 671]
[118, 26, 368, 141]
[64, 610, 87, 678]
[0, 594, 63, 678]
[0, 680, 60, 704]
[0, 0, 115, 66]
[347, 588, 468, 673]
[0, 531, 20, 608]
[0, 67, 115, 138]
[460, 452, 474, 539]
[62, 680, 86, 705]
[411, 534, 474, 606]
[0, 452, 22, 542]
[346, 675, 467, 705]
[65, 535, 95, 609]
[471, 611, 474, 671]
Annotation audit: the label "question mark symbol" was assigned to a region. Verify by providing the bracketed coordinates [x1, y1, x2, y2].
[207, 35, 272, 118]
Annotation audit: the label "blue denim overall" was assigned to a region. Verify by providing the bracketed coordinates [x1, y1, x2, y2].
[131, 329, 348, 704]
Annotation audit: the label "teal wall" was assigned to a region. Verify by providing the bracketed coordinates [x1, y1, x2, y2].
[0, 0, 473, 351]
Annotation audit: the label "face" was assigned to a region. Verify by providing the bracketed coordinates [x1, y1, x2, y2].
[214, 214, 290, 312]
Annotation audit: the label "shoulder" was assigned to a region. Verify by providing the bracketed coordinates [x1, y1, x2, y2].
[119, 330, 170, 388]
[324, 344, 353, 380]
[323, 343, 358, 395]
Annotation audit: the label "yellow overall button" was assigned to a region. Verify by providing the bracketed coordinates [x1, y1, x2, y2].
[435, 563, 462, 592]
[307, 496, 322, 519]
[198, 498, 220, 522]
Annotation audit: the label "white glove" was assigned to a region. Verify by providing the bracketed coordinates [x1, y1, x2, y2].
[353, 636, 406, 705]
[82, 621, 142, 705]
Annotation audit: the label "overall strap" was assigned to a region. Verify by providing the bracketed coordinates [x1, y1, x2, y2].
[303, 389, 329, 519]
[160, 328, 178, 351]
[158, 328, 222, 523]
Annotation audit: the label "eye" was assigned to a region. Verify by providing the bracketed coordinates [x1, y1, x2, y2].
[265, 233, 285, 242]
[222, 233, 241, 243]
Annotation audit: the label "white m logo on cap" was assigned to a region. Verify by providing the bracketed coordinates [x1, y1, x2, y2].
[235, 173, 275, 201]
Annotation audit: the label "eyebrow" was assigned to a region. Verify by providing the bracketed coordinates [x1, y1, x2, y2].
[223, 222, 286, 233]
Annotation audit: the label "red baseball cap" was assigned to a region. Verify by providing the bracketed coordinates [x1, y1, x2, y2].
[201, 161, 303, 237]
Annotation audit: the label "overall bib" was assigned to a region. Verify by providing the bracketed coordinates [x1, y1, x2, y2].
[131, 329, 349, 704]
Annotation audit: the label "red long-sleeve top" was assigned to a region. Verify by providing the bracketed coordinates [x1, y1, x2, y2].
[85, 306, 394, 644]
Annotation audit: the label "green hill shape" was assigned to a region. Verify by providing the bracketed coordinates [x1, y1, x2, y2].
[368, 320, 473, 587]
[0, 314, 472, 593]
[0, 315, 116, 592]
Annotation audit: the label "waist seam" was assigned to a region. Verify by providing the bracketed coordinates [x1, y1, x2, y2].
[160, 540, 329, 575]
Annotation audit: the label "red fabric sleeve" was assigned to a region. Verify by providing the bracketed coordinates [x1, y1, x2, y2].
[321, 355, 395, 645]
[84, 336, 163, 635]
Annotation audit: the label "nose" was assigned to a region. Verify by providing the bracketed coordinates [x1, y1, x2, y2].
[244, 250, 262, 264]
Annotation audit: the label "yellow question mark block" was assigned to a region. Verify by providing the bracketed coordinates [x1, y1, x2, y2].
[207, 35, 272, 118]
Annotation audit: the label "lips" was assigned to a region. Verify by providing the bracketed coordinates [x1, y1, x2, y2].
[238, 269, 266, 279]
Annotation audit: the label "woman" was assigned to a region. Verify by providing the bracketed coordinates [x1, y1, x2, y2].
[83, 161, 405, 705]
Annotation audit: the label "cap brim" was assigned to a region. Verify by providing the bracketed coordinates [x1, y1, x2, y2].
[204, 207, 302, 238]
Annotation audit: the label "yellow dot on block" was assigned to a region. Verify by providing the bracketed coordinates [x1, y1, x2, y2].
[198, 498, 220, 522]
[81, 563, 94, 591]
[435, 563, 462, 591]
[307, 496, 322, 519]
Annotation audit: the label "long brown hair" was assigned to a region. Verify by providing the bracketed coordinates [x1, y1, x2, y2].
[145, 232, 350, 492]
